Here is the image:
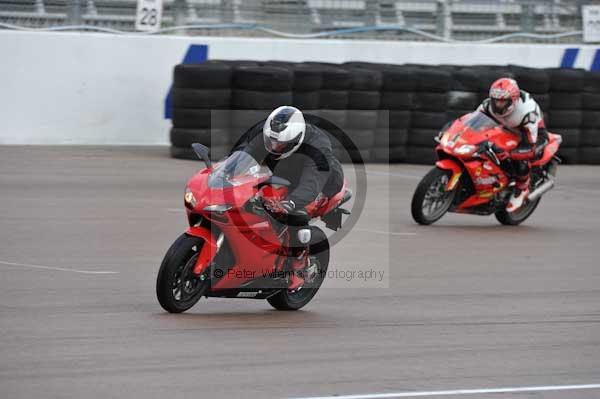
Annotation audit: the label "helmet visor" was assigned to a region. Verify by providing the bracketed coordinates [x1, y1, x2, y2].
[491, 97, 512, 116]
[264, 134, 302, 156]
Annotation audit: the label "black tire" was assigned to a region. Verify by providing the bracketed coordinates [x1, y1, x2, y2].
[348, 67, 383, 90]
[475, 67, 515, 91]
[233, 65, 293, 91]
[170, 128, 230, 148]
[408, 129, 439, 146]
[173, 63, 233, 89]
[348, 90, 380, 109]
[381, 67, 417, 91]
[413, 92, 449, 112]
[583, 111, 600, 128]
[450, 69, 481, 91]
[304, 64, 351, 89]
[411, 167, 456, 225]
[156, 234, 211, 313]
[335, 147, 371, 163]
[534, 93, 551, 110]
[172, 109, 230, 129]
[292, 91, 320, 109]
[387, 110, 411, 129]
[581, 129, 600, 146]
[380, 91, 414, 110]
[170, 145, 229, 161]
[580, 147, 600, 164]
[319, 90, 349, 109]
[321, 66, 352, 90]
[291, 65, 323, 91]
[405, 146, 438, 164]
[411, 111, 448, 129]
[549, 93, 582, 110]
[583, 93, 600, 110]
[311, 109, 347, 131]
[231, 109, 269, 128]
[172, 88, 232, 109]
[416, 69, 451, 92]
[346, 110, 378, 129]
[584, 72, 600, 93]
[512, 67, 550, 93]
[373, 128, 408, 147]
[232, 89, 293, 110]
[556, 147, 579, 164]
[344, 129, 375, 148]
[448, 91, 479, 110]
[547, 110, 583, 129]
[559, 129, 580, 148]
[372, 146, 407, 163]
[267, 227, 330, 311]
[547, 68, 584, 93]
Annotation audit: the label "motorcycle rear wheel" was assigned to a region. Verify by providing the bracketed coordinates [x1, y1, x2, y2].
[411, 167, 456, 225]
[267, 227, 330, 311]
[495, 196, 541, 226]
[156, 233, 211, 313]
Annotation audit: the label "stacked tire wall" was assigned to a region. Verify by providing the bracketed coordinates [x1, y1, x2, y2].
[170, 61, 600, 165]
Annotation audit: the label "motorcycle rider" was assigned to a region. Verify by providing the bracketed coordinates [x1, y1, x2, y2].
[231, 106, 344, 291]
[478, 78, 548, 212]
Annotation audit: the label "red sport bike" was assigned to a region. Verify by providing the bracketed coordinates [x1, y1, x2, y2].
[411, 111, 561, 226]
[156, 144, 352, 313]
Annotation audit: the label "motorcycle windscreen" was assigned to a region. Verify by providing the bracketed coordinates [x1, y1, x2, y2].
[208, 151, 271, 188]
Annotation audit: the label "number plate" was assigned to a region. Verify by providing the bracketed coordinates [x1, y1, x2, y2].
[135, 0, 163, 32]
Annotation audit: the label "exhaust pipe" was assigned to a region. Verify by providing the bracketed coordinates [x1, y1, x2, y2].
[528, 179, 555, 201]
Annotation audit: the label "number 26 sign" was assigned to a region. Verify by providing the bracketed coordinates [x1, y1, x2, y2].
[136, 0, 163, 32]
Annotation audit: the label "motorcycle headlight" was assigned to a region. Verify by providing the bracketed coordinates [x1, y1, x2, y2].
[203, 204, 232, 212]
[454, 144, 476, 155]
[184, 187, 197, 209]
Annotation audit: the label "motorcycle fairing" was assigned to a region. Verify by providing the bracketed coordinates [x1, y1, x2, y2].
[187, 225, 219, 276]
[435, 159, 462, 191]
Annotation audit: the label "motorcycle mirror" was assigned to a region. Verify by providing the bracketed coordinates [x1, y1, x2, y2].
[191, 143, 213, 169]
[257, 176, 292, 188]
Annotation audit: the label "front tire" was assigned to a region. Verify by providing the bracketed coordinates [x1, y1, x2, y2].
[156, 234, 211, 313]
[267, 227, 330, 311]
[411, 167, 456, 225]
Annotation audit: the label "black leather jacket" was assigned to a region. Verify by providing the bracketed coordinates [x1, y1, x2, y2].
[231, 122, 344, 208]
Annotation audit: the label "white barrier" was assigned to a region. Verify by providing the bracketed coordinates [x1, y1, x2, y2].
[0, 30, 598, 144]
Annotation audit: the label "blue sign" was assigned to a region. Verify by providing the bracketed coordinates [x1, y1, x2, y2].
[164, 44, 208, 119]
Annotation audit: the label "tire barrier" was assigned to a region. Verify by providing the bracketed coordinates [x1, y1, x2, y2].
[169, 61, 600, 164]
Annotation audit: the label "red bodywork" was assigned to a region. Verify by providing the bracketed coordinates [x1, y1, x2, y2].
[436, 112, 561, 212]
[184, 163, 348, 292]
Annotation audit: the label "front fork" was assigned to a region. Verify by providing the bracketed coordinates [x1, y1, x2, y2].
[436, 159, 462, 191]
[186, 225, 224, 276]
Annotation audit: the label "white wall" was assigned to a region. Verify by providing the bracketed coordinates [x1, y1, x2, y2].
[0, 30, 597, 144]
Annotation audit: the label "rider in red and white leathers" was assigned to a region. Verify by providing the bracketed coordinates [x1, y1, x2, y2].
[477, 78, 548, 212]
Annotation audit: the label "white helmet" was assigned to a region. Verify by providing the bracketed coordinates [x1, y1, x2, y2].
[263, 106, 306, 159]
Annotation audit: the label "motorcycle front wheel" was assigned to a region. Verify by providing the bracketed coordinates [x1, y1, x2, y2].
[156, 234, 211, 313]
[267, 227, 330, 311]
[411, 167, 456, 225]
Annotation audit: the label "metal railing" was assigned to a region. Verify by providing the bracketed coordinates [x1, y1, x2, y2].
[0, 0, 596, 42]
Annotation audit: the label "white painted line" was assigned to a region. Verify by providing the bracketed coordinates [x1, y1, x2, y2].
[353, 228, 417, 237]
[0, 260, 119, 275]
[291, 383, 600, 399]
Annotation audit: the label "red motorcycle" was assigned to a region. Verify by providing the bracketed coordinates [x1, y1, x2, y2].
[156, 144, 352, 313]
[411, 112, 561, 226]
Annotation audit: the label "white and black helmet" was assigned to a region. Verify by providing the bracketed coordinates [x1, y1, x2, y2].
[263, 106, 306, 159]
